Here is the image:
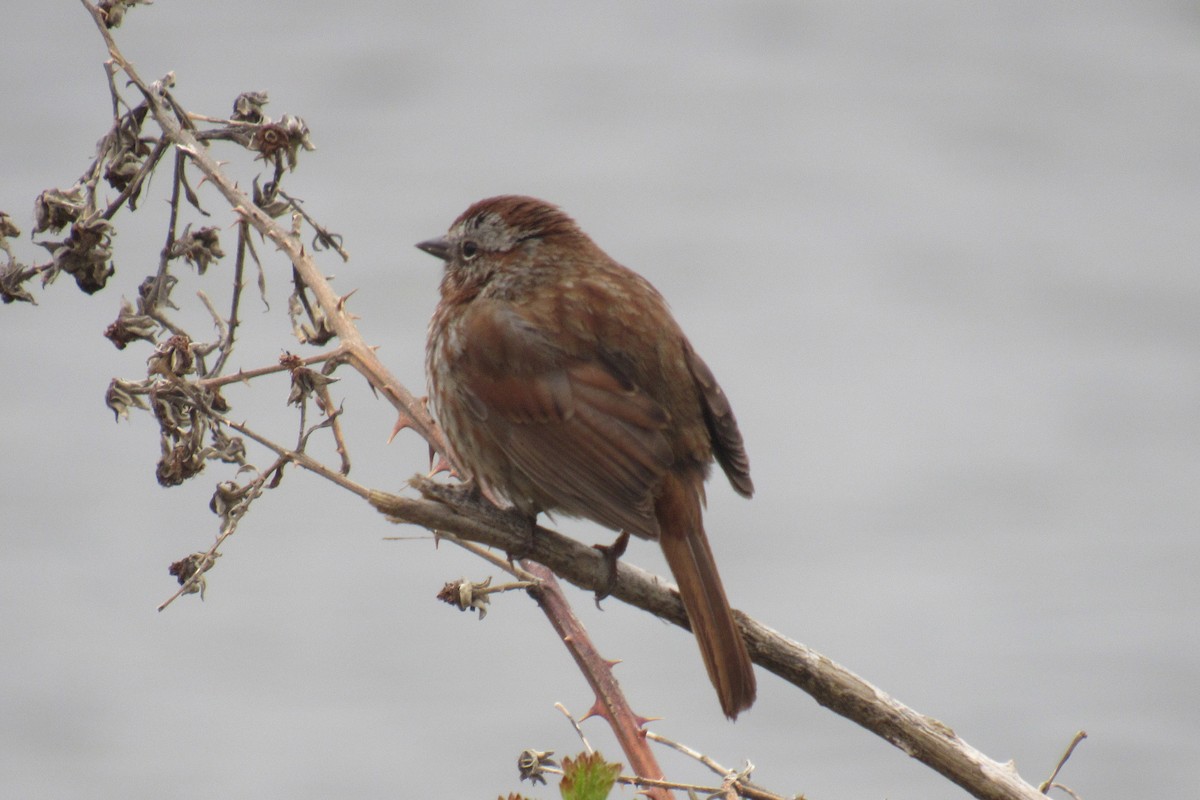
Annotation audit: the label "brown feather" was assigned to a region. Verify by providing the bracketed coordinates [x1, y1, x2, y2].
[657, 472, 757, 719]
[423, 195, 757, 718]
[450, 299, 673, 538]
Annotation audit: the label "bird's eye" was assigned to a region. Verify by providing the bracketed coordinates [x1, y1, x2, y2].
[461, 240, 479, 260]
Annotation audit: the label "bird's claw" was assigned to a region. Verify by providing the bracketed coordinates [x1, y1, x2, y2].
[592, 530, 630, 607]
[506, 511, 538, 562]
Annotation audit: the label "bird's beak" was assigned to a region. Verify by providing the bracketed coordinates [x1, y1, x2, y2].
[416, 237, 452, 261]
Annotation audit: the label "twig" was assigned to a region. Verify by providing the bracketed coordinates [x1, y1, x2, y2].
[277, 188, 348, 261]
[310, 376, 350, 474]
[157, 454, 285, 611]
[646, 731, 788, 800]
[98, 138, 169, 220]
[206, 219, 249, 377]
[79, 0, 444, 460]
[1039, 730, 1086, 797]
[146, 149, 186, 311]
[222, 414, 371, 500]
[433, 532, 537, 581]
[195, 290, 228, 357]
[555, 704, 596, 755]
[527, 566, 674, 800]
[370, 478, 1055, 800]
[197, 346, 348, 390]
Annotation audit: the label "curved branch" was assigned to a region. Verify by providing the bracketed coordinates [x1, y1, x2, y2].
[80, 0, 446, 460]
[371, 479, 1051, 800]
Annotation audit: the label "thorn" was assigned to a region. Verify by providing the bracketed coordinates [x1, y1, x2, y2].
[387, 415, 414, 444]
[581, 700, 607, 723]
[335, 288, 358, 311]
[194, 164, 229, 190]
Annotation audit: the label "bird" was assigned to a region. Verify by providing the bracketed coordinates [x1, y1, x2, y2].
[419, 195, 756, 718]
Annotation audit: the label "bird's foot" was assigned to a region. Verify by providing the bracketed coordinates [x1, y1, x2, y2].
[505, 510, 539, 562]
[592, 530, 630, 607]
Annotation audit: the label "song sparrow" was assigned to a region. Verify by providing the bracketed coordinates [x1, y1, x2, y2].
[419, 195, 756, 718]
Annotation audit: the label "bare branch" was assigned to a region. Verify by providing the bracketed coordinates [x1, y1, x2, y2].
[370, 479, 1056, 800]
[79, 0, 444, 460]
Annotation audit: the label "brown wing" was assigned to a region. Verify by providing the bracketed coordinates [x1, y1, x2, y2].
[684, 341, 754, 498]
[454, 300, 674, 539]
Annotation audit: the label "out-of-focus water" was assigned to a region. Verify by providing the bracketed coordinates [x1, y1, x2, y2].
[2, 3, 1196, 798]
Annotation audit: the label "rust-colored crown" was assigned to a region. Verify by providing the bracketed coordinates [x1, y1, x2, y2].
[455, 195, 584, 244]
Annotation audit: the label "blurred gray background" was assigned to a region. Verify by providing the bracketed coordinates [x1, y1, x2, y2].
[2, 3, 1197, 798]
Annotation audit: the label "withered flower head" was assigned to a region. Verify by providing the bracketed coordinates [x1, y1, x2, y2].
[250, 115, 314, 171]
[156, 442, 205, 486]
[287, 290, 336, 345]
[251, 123, 290, 161]
[437, 577, 493, 619]
[98, 0, 155, 29]
[0, 212, 34, 304]
[38, 218, 116, 295]
[251, 175, 291, 218]
[103, 142, 148, 194]
[105, 299, 159, 350]
[231, 91, 269, 123]
[168, 225, 224, 274]
[147, 334, 195, 378]
[168, 551, 219, 598]
[105, 378, 150, 421]
[0, 211, 20, 240]
[287, 366, 339, 407]
[517, 749, 558, 786]
[33, 186, 86, 234]
[279, 352, 303, 371]
[1, 261, 37, 305]
[209, 479, 252, 527]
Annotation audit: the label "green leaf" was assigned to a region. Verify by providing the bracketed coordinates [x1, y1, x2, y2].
[559, 752, 621, 800]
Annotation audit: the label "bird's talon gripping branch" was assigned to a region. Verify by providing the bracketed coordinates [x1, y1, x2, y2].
[505, 511, 538, 562]
[592, 530, 630, 605]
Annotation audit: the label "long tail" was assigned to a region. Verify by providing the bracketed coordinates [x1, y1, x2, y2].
[656, 473, 756, 719]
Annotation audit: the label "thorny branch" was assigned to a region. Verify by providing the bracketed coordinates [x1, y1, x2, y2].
[0, 4, 1089, 800]
[7, 5, 736, 798]
[522, 717, 787, 800]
